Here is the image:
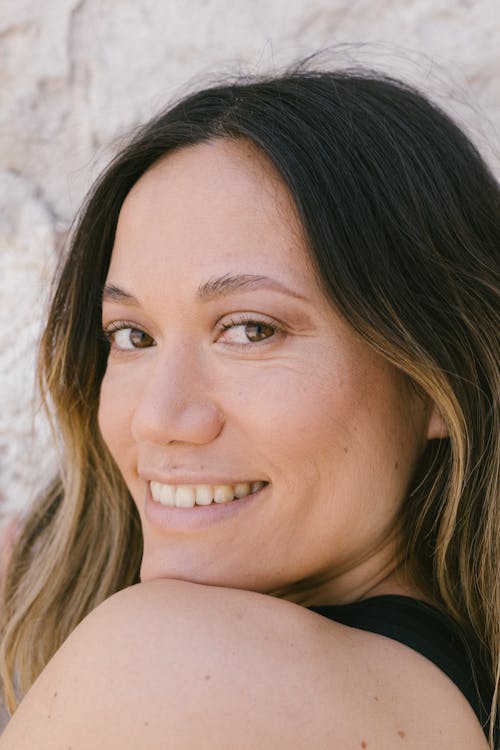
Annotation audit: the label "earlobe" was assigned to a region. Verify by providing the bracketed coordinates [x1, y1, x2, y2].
[426, 404, 449, 440]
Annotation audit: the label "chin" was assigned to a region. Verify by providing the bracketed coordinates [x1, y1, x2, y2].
[139, 554, 269, 592]
[140, 556, 230, 588]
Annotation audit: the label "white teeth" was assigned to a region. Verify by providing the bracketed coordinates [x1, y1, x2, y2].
[159, 483, 175, 506]
[234, 482, 251, 498]
[150, 480, 267, 508]
[175, 486, 196, 508]
[213, 485, 235, 503]
[195, 485, 213, 506]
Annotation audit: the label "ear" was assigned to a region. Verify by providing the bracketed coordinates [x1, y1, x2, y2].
[426, 403, 449, 440]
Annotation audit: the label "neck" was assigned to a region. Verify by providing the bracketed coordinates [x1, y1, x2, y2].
[270, 544, 431, 608]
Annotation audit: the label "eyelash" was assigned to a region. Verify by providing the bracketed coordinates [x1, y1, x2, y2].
[101, 315, 284, 352]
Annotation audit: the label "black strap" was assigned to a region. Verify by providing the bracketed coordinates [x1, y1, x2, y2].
[308, 595, 493, 741]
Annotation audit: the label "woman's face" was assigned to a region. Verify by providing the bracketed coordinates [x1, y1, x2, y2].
[98, 139, 436, 604]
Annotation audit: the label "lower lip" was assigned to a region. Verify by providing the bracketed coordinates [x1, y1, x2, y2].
[144, 483, 269, 532]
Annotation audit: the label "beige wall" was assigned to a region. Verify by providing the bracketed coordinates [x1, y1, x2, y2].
[1, 0, 499, 517]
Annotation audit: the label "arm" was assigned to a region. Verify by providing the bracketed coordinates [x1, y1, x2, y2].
[0, 579, 488, 750]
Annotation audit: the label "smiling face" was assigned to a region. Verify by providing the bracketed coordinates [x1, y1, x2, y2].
[98, 138, 436, 605]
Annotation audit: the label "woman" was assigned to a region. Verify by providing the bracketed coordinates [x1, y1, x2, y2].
[0, 66, 498, 749]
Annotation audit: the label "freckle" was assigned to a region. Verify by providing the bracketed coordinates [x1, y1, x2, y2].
[361, 741, 367, 748]
[373, 695, 379, 701]
[343, 447, 349, 453]
[144, 721, 149, 727]
[398, 730, 406, 738]
[204, 674, 211, 681]
[53, 691, 58, 699]
[394, 461, 399, 469]
[47, 714, 51, 720]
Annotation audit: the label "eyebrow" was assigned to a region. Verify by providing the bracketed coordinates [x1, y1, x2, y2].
[102, 284, 138, 304]
[102, 274, 308, 305]
[196, 273, 308, 302]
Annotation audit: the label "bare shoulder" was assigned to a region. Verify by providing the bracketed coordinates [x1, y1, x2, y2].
[0, 580, 488, 749]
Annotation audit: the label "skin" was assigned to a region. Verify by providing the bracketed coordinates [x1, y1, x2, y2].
[0, 581, 488, 749]
[98, 138, 442, 604]
[0, 139, 487, 749]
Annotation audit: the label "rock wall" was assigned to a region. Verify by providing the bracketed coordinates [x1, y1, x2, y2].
[1, 0, 499, 518]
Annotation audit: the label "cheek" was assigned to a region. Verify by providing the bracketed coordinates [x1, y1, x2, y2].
[98, 371, 135, 472]
[232, 361, 362, 500]
[256, 363, 359, 450]
[265, 361, 424, 502]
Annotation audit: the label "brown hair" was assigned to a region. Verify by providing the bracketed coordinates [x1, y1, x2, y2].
[1, 65, 498, 744]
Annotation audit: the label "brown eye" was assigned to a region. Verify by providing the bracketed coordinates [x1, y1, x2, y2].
[218, 317, 281, 347]
[106, 327, 155, 350]
[129, 329, 154, 348]
[244, 322, 276, 342]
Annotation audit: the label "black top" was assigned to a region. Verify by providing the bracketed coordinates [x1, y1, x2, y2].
[308, 595, 494, 742]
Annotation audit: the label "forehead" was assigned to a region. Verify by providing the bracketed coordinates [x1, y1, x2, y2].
[109, 138, 318, 291]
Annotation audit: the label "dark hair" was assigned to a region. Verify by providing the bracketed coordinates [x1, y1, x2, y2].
[2, 66, 499, 744]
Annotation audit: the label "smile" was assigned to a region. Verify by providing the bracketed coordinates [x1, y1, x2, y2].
[149, 481, 268, 508]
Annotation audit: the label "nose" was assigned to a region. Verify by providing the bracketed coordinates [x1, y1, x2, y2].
[130, 343, 224, 447]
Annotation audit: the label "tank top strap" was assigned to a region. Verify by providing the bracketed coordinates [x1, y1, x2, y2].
[308, 595, 494, 742]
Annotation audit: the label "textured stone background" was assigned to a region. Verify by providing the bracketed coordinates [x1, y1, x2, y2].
[1, 0, 499, 521]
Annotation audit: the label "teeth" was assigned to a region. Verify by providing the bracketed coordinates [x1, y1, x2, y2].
[160, 483, 175, 506]
[251, 481, 266, 493]
[195, 485, 213, 506]
[150, 480, 267, 508]
[234, 482, 251, 498]
[175, 486, 196, 508]
[213, 485, 234, 503]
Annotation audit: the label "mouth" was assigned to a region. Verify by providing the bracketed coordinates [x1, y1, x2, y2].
[149, 480, 268, 508]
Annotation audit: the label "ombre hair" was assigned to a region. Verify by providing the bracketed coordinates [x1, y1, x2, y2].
[1, 64, 498, 745]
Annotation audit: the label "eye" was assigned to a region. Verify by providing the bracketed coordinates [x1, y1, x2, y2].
[103, 323, 155, 351]
[217, 316, 282, 346]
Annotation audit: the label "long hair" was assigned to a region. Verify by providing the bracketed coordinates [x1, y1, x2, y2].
[1, 65, 498, 745]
